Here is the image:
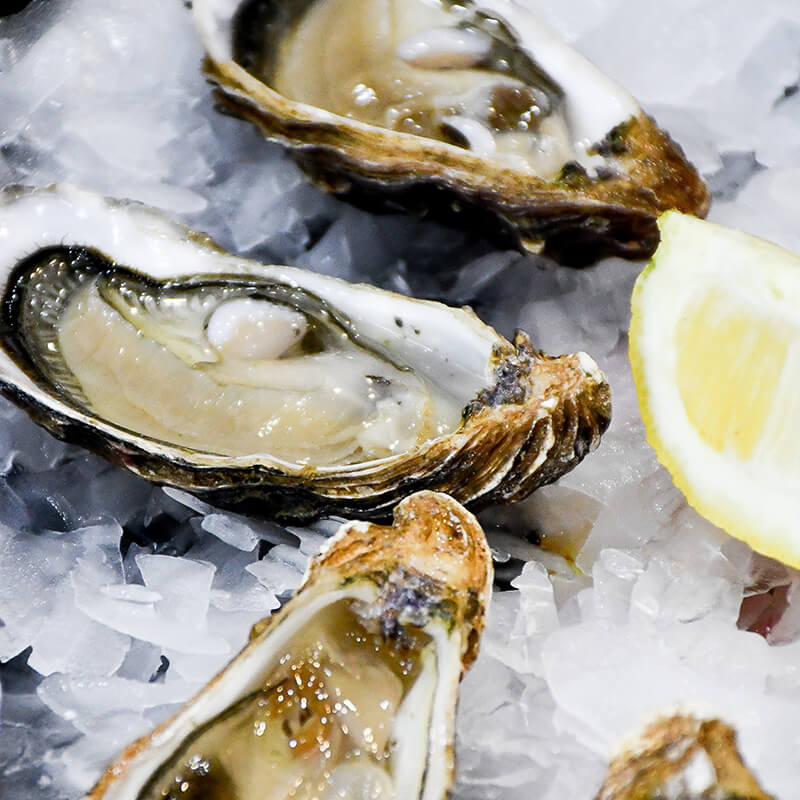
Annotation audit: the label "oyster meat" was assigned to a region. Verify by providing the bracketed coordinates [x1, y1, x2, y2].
[194, 0, 709, 264]
[32, 253, 459, 466]
[0, 185, 610, 520]
[0, 187, 610, 519]
[87, 490, 493, 800]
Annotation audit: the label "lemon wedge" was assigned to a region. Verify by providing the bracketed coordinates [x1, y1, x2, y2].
[630, 211, 800, 567]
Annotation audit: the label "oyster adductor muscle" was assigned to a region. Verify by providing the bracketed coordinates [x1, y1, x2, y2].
[0, 185, 610, 521]
[87, 491, 493, 800]
[193, 0, 709, 265]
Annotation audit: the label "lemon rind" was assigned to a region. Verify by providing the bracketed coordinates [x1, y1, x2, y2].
[630, 211, 800, 570]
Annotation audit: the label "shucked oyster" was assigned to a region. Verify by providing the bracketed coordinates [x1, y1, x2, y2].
[0, 185, 610, 521]
[193, 0, 709, 265]
[87, 491, 493, 800]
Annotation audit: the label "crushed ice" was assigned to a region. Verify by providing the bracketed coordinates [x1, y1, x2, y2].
[2, 0, 800, 797]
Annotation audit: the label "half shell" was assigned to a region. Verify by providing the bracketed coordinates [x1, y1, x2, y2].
[194, 0, 709, 265]
[87, 491, 493, 800]
[0, 185, 611, 521]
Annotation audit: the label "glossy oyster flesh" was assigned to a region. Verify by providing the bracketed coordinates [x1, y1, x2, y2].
[597, 714, 773, 800]
[87, 491, 493, 800]
[0, 185, 611, 520]
[194, 0, 709, 265]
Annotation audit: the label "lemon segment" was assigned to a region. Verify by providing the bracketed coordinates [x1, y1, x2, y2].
[630, 211, 800, 568]
[675, 288, 790, 461]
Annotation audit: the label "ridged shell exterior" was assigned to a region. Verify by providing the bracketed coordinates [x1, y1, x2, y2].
[596, 715, 773, 800]
[86, 491, 493, 800]
[0, 186, 611, 522]
[195, 2, 709, 266]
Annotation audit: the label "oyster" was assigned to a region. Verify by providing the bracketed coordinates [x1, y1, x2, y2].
[193, 0, 709, 265]
[87, 491, 493, 800]
[0, 185, 610, 521]
[597, 714, 773, 800]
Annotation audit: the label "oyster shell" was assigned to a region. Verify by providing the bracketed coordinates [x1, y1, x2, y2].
[597, 714, 773, 800]
[87, 491, 493, 800]
[0, 185, 610, 521]
[193, 0, 709, 265]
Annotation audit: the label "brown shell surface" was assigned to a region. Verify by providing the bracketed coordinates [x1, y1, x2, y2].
[596, 715, 774, 800]
[0, 186, 610, 524]
[302, 490, 493, 669]
[5, 329, 610, 523]
[87, 491, 493, 799]
[153, 329, 610, 518]
[205, 58, 709, 266]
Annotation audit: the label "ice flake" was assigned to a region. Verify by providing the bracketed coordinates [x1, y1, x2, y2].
[4, 0, 800, 797]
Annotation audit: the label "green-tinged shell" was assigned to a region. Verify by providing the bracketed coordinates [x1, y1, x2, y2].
[87, 491, 493, 800]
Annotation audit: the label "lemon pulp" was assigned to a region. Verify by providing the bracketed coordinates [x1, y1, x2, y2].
[675, 288, 790, 462]
[630, 211, 800, 567]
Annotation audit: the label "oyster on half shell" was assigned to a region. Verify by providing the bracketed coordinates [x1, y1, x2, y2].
[193, 0, 709, 265]
[0, 185, 610, 521]
[87, 491, 493, 800]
